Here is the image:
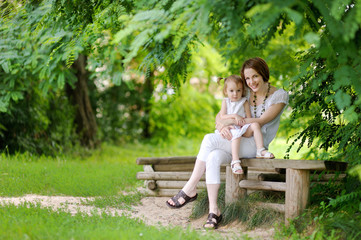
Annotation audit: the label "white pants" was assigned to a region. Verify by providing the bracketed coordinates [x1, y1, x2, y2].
[197, 133, 257, 184]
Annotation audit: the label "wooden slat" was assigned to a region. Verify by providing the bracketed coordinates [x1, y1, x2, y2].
[258, 173, 346, 182]
[154, 164, 227, 172]
[137, 171, 226, 181]
[239, 180, 286, 192]
[241, 158, 347, 171]
[138, 157, 347, 171]
[143, 165, 157, 190]
[136, 156, 196, 165]
[156, 180, 206, 189]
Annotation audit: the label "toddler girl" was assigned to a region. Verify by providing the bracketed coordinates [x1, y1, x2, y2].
[217, 75, 274, 175]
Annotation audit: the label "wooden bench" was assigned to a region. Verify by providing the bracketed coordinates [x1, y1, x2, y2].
[136, 156, 347, 225]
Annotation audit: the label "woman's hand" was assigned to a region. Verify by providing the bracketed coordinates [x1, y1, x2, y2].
[219, 126, 233, 140]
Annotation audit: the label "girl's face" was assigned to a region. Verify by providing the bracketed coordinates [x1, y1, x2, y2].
[244, 68, 265, 93]
[226, 81, 243, 102]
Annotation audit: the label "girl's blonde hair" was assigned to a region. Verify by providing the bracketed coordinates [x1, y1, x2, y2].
[217, 75, 246, 96]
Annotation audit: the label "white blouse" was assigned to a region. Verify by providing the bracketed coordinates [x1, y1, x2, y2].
[247, 88, 289, 148]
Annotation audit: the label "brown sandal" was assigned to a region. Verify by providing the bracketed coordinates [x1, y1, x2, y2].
[203, 213, 222, 229]
[166, 190, 198, 209]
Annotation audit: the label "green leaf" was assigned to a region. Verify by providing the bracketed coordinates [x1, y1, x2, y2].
[57, 72, 65, 89]
[304, 32, 320, 48]
[284, 8, 303, 25]
[335, 90, 351, 110]
[0, 61, 10, 73]
[331, 0, 351, 20]
[342, 106, 358, 122]
[333, 65, 352, 90]
[10, 91, 23, 101]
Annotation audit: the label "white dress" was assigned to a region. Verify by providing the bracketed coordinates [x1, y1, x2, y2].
[215, 97, 251, 140]
[197, 88, 289, 184]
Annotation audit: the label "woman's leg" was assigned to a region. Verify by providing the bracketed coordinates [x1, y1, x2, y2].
[167, 133, 228, 207]
[204, 150, 231, 228]
[166, 158, 205, 206]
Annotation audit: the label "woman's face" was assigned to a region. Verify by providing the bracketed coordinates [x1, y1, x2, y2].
[226, 81, 243, 102]
[244, 68, 265, 93]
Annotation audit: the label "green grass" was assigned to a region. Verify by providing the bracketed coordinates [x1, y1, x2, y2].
[0, 139, 201, 198]
[0, 203, 217, 240]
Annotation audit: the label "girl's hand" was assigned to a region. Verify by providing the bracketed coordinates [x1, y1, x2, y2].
[219, 126, 233, 140]
[235, 115, 245, 126]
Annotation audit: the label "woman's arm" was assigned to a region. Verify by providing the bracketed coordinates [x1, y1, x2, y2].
[244, 101, 252, 118]
[244, 103, 286, 127]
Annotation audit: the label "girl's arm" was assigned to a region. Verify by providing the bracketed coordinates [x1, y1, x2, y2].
[244, 103, 286, 127]
[219, 99, 238, 120]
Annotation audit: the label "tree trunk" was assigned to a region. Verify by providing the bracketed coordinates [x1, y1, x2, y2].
[67, 54, 99, 148]
[142, 69, 154, 139]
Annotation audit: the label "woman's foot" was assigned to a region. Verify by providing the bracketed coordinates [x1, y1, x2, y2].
[231, 159, 243, 174]
[256, 148, 275, 159]
[203, 212, 223, 229]
[166, 190, 198, 209]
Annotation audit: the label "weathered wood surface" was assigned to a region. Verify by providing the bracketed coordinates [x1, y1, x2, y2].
[241, 158, 347, 171]
[153, 164, 227, 172]
[285, 169, 310, 225]
[225, 166, 247, 204]
[136, 156, 196, 165]
[137, 171, 226, 181]
[239, 180, 286, 192]
[143, 165, 157, 190]
[156, 180, 206, 189]
[258, 173, 346, 182]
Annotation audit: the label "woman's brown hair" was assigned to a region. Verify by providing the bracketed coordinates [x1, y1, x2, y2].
[240, 57, 269, 82]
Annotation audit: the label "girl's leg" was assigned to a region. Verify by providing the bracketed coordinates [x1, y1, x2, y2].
[245, 123, 274, 158]
[231, 137, 243, 174]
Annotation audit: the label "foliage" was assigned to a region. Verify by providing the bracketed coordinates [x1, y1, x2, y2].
[149, 84, 220, 142]
[0, 89, 77, 155]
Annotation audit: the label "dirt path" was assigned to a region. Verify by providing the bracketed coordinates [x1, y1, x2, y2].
[0, 195, 274, 239]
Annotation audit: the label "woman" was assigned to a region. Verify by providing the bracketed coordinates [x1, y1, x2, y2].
[166, 57, 289, 229]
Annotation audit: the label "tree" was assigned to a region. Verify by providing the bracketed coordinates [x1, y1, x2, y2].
[0, 0, 134, 150]
[111, 0, 361, 165]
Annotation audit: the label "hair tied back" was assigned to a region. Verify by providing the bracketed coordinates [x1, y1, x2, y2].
[217, 77, 224, 85]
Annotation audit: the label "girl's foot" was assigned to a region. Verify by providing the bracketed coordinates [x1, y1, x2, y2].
[256, 148, 275, 159]
[231, 159, 243, 174]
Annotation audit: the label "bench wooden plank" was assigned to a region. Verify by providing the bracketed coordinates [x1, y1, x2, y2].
[137, 171, 226, 181]
[241, 158, 347, 171]
[156, 180, 206, 189]
[239, 179, 286, 192]
[137, 156, 196, 165]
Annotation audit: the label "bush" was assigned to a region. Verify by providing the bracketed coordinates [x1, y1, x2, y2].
[149, 84, 220, 143]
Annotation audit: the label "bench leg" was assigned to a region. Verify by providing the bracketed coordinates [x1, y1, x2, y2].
[285, 169, 310, 225]
[225, 166, 247, 204]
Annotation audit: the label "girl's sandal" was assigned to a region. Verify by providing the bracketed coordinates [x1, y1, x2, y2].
[231, 160, 243, 174]
[256, 147, 275, 159]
